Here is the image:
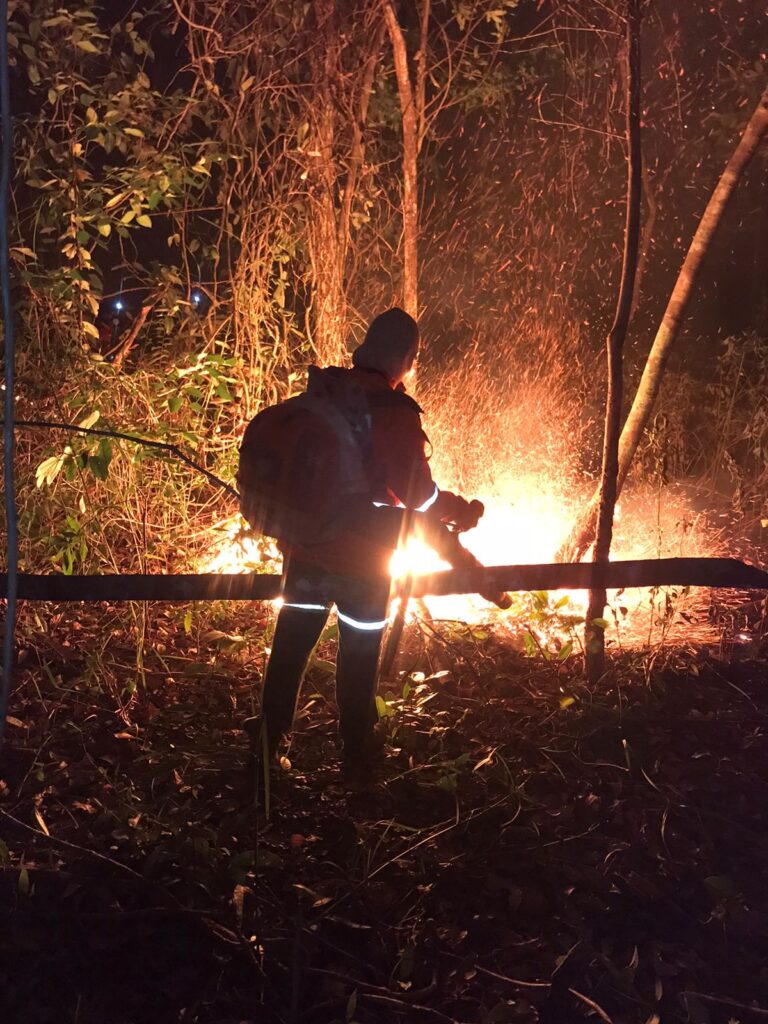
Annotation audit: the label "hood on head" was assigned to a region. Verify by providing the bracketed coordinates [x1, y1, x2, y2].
[352, 307, 419, 384]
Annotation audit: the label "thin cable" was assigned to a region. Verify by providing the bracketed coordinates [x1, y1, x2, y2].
[1, 0, 17, 745]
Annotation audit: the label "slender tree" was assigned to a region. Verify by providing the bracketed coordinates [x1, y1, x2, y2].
[585, 0, 643, 682]
[308, 0, 387, 364]
[382, 0, 428, 319]
[561, 82, 768, 564]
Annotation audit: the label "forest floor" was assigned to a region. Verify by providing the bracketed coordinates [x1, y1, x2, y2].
[2, 594, 768, 1024]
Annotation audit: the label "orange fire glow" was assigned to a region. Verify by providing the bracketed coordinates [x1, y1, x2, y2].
[198, 516, 280, 575]
[200, 472, 717, 647]
[385, 471, 717, 636]
[201, 365, 721, 647]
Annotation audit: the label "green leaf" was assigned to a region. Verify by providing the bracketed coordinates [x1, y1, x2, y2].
[97, 221, 111, 237]
[558, 641, 574, 661]
[346, 990, 357, 1022]
[36, 454, 66, 488]
[136, 214, 152, 228]
[89, 438, 112, 480]
[590, 617, 610, 630]
[17, 866, 30, 897]
[105, 191, 128, 210]
[78, 410, 100, 429]
[375, 695, 395, 718]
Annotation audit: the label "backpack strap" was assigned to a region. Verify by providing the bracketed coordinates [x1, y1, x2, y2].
[306, 365, 374, 462]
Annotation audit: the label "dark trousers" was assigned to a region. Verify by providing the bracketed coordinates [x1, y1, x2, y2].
[259, 562, 391, 759]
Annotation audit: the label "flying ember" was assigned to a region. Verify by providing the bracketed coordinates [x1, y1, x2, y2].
[200, 353, 721, 647]
[200, 476, 717, 648]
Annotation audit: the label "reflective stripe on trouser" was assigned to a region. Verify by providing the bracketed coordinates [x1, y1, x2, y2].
[337, 611, 389, 631]
[258, 563, 389, 757]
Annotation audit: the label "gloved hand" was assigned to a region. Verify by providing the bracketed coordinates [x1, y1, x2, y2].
[450, 498, 484, 532]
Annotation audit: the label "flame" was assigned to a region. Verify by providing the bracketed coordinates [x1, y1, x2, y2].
[200, 476, 717, 645]
[198, 515, 280, 575]
[389, 536, 449, 579]
[387, 469, 718, 636]
[200, 355, 720, 647]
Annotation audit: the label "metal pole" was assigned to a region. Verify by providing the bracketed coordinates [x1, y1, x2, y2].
[0, 0, 18, 744]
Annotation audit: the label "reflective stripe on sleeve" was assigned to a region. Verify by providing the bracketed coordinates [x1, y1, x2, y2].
[283, 602, 329, 612]
[337, 611, 390, 631]
[372, 483, 438, 513]
[414, 484, 439, 513]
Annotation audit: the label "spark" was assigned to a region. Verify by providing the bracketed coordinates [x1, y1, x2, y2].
[200, 357, 720, 647]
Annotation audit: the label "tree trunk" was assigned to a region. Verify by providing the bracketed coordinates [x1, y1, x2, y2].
[307, 0, 346, 365]
[383, 0, 427, 319]
[560, 83, 768, 564]
[630, 163, 666, 319]
[307, 3, 386, 365]
[585, 0, 643, 683]
[337, 18, 386, 262]
[1, 0, 17, 743]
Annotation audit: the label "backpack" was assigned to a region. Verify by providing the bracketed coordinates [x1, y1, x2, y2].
[237, 366, 373, 546]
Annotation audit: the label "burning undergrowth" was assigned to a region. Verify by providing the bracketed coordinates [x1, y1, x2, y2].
[201, 335, 727, 650]
[415, 341, 724, 645]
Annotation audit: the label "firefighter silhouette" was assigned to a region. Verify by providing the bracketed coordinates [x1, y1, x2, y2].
[239, 308, 504, 775]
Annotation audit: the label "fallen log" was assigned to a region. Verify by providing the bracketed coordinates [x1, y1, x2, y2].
[1, 557, 767, 603]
